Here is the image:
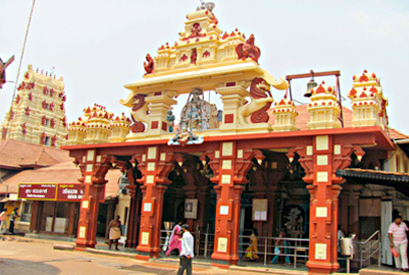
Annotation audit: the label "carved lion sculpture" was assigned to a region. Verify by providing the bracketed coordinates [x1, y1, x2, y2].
[238, 77, 273, 124]
[130, 94, 149, 133]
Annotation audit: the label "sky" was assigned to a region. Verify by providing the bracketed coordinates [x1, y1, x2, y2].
[1, 0, 409, 135]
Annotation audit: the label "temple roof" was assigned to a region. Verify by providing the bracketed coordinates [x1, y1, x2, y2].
[0, 161, 121, 199]
[0, 139, 71, 170]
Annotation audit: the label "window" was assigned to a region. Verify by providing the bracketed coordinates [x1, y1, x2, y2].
[21, 202, 32, 222]
[44, 136, 51, 146]
[44, 119, 50, 126]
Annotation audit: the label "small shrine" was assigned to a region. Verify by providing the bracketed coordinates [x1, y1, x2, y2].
[348, 70, 388, 129]
[66, 104, 131, 145]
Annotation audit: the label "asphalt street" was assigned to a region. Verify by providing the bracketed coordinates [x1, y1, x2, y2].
[0, 237, 249, 275]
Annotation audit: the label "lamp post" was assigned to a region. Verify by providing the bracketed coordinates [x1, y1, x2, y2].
[162, 221, 174, 252]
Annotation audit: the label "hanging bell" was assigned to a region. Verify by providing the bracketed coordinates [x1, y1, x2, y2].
[305, 79, 317, 97]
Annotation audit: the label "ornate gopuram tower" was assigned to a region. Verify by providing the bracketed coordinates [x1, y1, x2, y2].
[62, 3, 395, 275]
[1, 65, 68, 147]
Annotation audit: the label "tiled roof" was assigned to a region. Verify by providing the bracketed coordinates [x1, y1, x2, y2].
[342, 168, 409, 178]
[389, 128, 409, 140]
[267, 105, 353, 130]
[337, 168, 409, 197]
[268, 105, 407, 139]
[0, 161, 121, 199]
[0, 139, 71, 169]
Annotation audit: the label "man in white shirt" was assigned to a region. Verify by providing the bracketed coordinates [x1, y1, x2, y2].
[389, 215, 409, 271]
[177, 224, 194, 275]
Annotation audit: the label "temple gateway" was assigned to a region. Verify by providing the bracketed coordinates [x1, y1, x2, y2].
[62, 3, 404, 274]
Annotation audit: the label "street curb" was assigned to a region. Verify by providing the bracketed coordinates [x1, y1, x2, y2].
[229, 266, 308, 274]
[53, 244, 75, 250]
[152, 257, 213, 267]
[84, 248, 137, 259]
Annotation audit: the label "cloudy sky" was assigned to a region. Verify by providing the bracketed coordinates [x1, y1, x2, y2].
[1, 0, 409, 135]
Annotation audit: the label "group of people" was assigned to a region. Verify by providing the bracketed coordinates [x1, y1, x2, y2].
[165, 221, 195, 275]
[242, 227, 291, 265]
[0, 207, 20, 234]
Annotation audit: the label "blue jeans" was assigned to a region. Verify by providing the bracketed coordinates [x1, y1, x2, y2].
[272, 241, 291, 264]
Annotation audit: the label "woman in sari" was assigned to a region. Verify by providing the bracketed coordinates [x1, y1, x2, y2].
[243, 228, 259, 261]
[166, 220, 183, 256]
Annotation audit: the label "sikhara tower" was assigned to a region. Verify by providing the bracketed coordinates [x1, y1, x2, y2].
[0, 65, 68, 147]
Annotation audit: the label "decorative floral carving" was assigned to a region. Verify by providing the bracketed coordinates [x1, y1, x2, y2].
[202, 51, 210, 58]
[180, 54, 188, 62]
[2, 127, 7, 139]
[40, 132, 46, 144]
[191, 48, 197, 64]
[51, 135, 57, 147]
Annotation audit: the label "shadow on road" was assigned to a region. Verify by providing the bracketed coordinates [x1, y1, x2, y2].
[0, 257, 61, 275]
[120, 265, 178, 274]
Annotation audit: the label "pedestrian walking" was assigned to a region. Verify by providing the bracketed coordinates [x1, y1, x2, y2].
[243, 228, 259, 261]
[166, 220, 183, 256]
[0, 209, 7, 234]
[8, 207, 19, 234]
[389, 215, 409, 271]
[108, 215, 122, 250]
[177, 224, 194, 275]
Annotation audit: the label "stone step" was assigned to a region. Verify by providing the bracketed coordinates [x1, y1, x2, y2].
[360, 265, 407, 275]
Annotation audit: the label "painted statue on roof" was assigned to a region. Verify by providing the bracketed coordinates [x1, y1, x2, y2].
[180, 88, 212, 131]
[0, 56, 15, 89]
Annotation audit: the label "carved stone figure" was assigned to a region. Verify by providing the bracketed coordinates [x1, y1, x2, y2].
[144, 54, 154, 75]
[238, 78, 273, 124]
[168, 124, 203, 147]
[180, 88, 212, 130]
[166, 109, 176, 132]
[209, 104, 220, 128]
[190, 23, 202, 38]
[235, 34, 261, 64]
[130, 94, 148, 133]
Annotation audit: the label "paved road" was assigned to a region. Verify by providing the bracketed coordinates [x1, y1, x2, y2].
[0, 237, 253, 275]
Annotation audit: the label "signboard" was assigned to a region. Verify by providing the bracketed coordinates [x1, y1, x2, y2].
[252, 199, 268, 221]
[18, 183, 84, 201]
[18, 184, 57, 200]
[184, 199, 198, 219]
[57, 184, 83, 201]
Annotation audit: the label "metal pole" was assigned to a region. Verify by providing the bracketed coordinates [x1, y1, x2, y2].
[264, 237, 268, 266]
[294, 240, 297, 268]
[288, 80, 293, 101]
[196, 226, 200, 257]
[204, 225, 209, 258]
[378, 232, 381, 266]
[336, 75, 344, 127]
[360, 246, 363, 269]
